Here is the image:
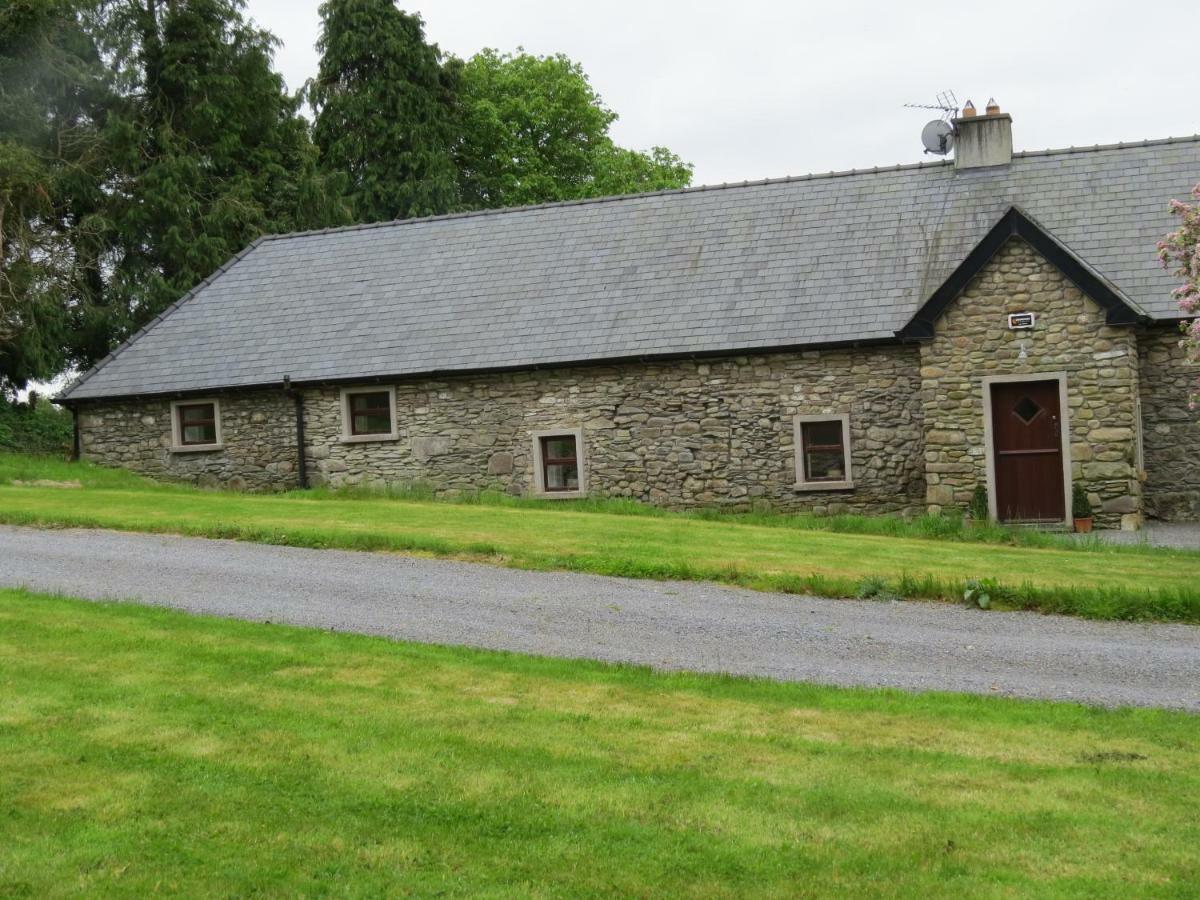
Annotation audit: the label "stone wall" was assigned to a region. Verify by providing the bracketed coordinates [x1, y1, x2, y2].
[303, 346, 925, 514]
[70, 240, 1200, 528]
[919, 238, 1142, 529]
[78, 347, 927, 515]
[78, 391, 298, 491]
[1139, 325, 1200, 521]
[77, 237, 1197, 531]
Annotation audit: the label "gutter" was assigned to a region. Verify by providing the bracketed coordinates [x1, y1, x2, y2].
[54, 335, 906, 407]
[55, 306, 1181, 409]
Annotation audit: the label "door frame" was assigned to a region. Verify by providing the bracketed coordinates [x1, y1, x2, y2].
[981, 372, 1073, 527]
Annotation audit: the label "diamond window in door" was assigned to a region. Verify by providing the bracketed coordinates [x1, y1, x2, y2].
[1012, 396, 1043, 425]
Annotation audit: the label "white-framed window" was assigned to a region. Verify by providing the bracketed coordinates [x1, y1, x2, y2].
[339, 386, 398, 443]
[793, 414, 854, 491]
[531, 427, 586, 498]
[170, 399, 224, 452]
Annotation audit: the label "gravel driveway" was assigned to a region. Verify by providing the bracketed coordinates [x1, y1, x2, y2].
[1087, 522, 1200, 550]
[1, 524, 1197, 711]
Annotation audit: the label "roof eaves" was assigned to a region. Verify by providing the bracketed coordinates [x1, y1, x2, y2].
[60, 334, 906, 405]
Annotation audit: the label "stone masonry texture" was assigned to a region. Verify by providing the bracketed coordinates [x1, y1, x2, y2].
[1139, 326, 1200, 522]
[80, 348, 926, 515]
[302, 347, 925, 515]
[75, 238, 1199, 527]
[79, 392, 297, 491]
[920, 238, 1141, 530]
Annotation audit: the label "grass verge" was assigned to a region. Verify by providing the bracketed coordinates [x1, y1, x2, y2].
[0, 451, 1118, 547]
[1, 453, 1199, 622]
[1, 588, 1197, 897]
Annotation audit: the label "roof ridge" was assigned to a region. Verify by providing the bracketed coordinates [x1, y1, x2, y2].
[257, 133, 1200, 245]
[259, 159, 954, 243]
[1013, 133, 1200, 160]
[59, 237, 271, 400]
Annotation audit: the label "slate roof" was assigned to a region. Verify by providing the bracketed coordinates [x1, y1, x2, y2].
[61, 136, 1200, 401]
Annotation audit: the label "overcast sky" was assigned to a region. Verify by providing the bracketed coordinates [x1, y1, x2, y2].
[248, 0, 1200, 186]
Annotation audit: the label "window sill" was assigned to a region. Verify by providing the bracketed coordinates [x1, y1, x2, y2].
[340, 433, 399, 444]
[534, 489, 587, 500]
[170, 443, 224, 454]
[794, 480, 855, 492]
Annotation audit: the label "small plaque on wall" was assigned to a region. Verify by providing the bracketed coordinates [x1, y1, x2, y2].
[1007, 312, 1035, 330]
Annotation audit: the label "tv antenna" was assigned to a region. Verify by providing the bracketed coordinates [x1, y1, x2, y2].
[905, 90, 959, 156]
[904, 90, 959, 120]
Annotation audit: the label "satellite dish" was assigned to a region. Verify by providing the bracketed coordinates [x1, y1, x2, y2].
[921, 119, 955, 155]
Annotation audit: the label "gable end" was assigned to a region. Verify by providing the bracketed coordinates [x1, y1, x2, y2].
[898, 207, 1148, 340]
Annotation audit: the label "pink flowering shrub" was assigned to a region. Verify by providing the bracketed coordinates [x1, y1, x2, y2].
[1158, 184, 1200, 406]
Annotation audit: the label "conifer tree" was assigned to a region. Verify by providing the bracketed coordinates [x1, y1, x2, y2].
[97, 0, 347, 350]
[2, 0, 693, 394]
[309, 0, 460, 222]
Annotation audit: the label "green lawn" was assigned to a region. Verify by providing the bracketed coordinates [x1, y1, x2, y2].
[1, 453, 1199, 622]
[0, 588, 1196, 897]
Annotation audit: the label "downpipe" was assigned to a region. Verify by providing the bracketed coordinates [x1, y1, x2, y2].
[283, 375, 309, 490]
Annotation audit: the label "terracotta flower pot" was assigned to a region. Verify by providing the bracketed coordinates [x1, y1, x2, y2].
[1073, 517, 1094, 534]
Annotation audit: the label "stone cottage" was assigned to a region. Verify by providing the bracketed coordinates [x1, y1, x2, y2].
[59, 107, 1200, 529]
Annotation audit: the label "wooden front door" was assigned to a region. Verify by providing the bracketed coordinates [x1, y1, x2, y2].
[990, 380, 1065, 522]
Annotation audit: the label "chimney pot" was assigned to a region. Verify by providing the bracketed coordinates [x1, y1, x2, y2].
[961, 100, 977, 118]
[985, 97, 1000, 115]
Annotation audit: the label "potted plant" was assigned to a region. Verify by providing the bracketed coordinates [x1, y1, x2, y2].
[1072, 483, 1094, 533]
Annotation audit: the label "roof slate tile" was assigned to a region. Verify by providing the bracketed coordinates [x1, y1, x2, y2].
[63, 139, 1200, 400]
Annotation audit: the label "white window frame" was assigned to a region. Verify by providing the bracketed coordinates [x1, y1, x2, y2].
[532, 427, 587, 498]
[170, 398, 224, 453]
[793, 414, 854, 491]
[340, 386, 399, 443]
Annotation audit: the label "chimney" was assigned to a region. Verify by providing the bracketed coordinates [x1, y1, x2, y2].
[953, 97, 1012, 170]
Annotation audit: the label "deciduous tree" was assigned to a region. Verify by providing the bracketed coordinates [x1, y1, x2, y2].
[455, 49, 692, 209]
[1158, 184, 1200, 406]
[0, 0, 108, 394]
